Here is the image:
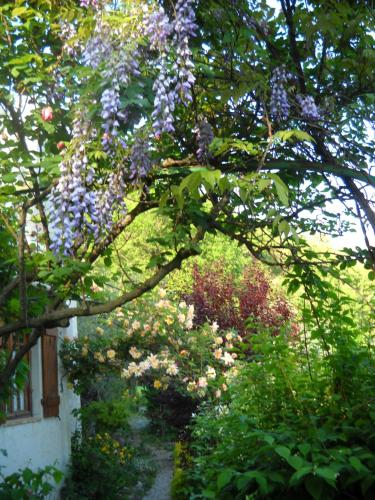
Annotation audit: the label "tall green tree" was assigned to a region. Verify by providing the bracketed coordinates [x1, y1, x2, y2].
[0, 0, 373, 396]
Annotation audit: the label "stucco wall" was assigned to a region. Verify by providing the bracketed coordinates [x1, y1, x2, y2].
[0, 318, 80, 494]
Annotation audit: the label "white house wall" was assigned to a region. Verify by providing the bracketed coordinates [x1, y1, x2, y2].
[0, 317, 80, 492]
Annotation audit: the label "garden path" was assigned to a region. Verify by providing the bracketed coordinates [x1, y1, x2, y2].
[129, 413, 173, 500]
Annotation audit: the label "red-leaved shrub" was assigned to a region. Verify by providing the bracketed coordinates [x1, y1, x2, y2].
[186, 261, 294, 336]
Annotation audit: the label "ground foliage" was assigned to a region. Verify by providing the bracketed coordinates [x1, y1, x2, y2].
[174, 276, 375, 499]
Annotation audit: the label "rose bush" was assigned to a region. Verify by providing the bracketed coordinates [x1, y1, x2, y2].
[61, 290, 242, 397]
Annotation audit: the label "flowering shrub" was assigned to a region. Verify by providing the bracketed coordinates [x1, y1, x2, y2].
[61, 290, 241, 402]
[90, 432, 132, 465]
[62, 432, 136, 499]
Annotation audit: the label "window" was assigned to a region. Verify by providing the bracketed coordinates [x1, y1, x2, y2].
[1, 328, 60, 420]
[1, 335, 32, 419]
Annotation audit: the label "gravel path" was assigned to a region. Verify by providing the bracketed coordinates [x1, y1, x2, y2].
[128, 413, 174, 500]
[143, 447, 173, 500]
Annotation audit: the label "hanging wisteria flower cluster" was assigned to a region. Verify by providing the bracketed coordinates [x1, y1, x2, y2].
[270, 67, 320, 122]
[151, 58, 176, 136]
[49, 118, 100, 256]
[82, 19, 112, 69]
[82, 15, 140, 149]
[296, 94, 320, 121]
[50, 115, 130, 255]
[59, 21, 80, 57]
[144, 0, 197, 134]
[270, 67, 290, 120]
[195, 120, 214, 163]
[144, 6, 173, 51]
[173, 0, 198, 104]
[144, 6, 175, 135]
[50, 2, 200, 255]
[129, 138, 152, 181]
[97, 170, 127, 230]
[100, 87, 125, 139]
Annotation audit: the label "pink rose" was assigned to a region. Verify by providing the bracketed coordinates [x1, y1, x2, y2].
[41, 106, 53, 122]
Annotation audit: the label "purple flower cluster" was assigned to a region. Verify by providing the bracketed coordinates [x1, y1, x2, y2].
[144, 7, 173, 51]
[50, 119, 100, 256]
[83, 20, 112, 69]
[173, 0, 197, 103]
[195, 120, 214, 163]
[97, 170, 127, 230]
[270, 67, 290, 120]
[83, 18, 141, 150]
[144, 1, 197, 134]
[59, 22, 80, 57]
[113, 44, 141, 86]
[152, 58, 176, 135]
[49, 116, 131, 255]
[129, 137, 152, 181]
[80, 0, 99, 8]
[100, 87, 126, 138]
[296, 94, 320, 121]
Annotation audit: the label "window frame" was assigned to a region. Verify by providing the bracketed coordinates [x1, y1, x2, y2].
[1, 336, 32, 420]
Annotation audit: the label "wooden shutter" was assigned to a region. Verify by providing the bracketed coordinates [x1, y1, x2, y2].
[41, 329, 60, 418]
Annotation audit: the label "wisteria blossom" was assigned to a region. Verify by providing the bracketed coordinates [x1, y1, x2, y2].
[49, 118, 100, 256]
[195, 120, 214, 163]
[173, 0, 198, 103]
[270, 67, 290, 120]
[129, 137, 152, 181]
[296, 94, 320, 121]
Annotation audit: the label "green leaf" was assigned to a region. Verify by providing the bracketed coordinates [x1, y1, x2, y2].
[201, 169, 221, 189]
[52, 469, 64, 484]
[202, 489, 216, 499]
[217, 469, 235, 489]
[236, 471, 268, 494]
[287, 278, 301, 294]
[258, 178, 271, 191]
[274, 129, 314, 143]
[316, 467, 337, 484]
[269, 173, 289, 206]
[275, 446, 291, 460]
[278, 220, 290, 238]
[305, 476, 324, 499]
[287, 455, 304, 470]
[171, 185, 184, 209]
[159, 191, 169, 208]
[239, 187, 248, 203]
[103, 256, 112, 267]
[12, 6, 28, 17]
[290, 466, 313, 486]
[349, 456, 368, 473]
